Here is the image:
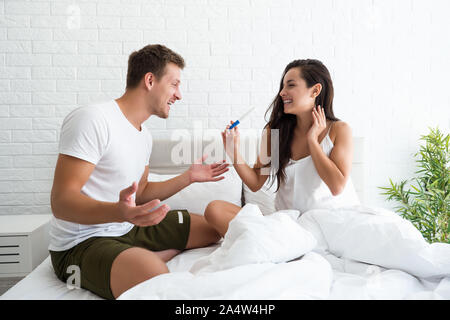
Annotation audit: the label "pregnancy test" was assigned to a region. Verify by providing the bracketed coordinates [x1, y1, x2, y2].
[228, 106, 255, 130]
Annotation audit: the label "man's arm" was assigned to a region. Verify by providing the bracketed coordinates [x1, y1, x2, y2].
[51, 154, 119, 224]
[51, 154, 169, 226]
[136, 156, 229, 205]
[135, 165, 191, 205]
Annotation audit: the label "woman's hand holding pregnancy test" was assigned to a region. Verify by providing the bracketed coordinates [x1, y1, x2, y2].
[222, 120, 240, 161]
[222, 106, 255, 162]
[228, 106, 255, 130]
[117, 181, 169, 227]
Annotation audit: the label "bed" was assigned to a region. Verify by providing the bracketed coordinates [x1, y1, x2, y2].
[2, 133, 449, 300]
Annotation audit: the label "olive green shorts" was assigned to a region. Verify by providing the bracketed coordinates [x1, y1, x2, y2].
[49, 209, 190, 300]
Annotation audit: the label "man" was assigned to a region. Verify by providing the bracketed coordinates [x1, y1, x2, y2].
[49, 44, 227, 299]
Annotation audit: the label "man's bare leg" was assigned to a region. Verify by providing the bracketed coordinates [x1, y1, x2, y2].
[110, 247, 169, 299]
[110, 213, 220, 299]
[204, 200, 241, 237]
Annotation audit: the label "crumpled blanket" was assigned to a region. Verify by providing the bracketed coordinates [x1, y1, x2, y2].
[118, 204, 450, 300]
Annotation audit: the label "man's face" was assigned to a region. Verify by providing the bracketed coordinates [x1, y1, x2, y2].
[148, 62, 182, 119]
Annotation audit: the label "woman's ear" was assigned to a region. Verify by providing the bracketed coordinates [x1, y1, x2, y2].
[312, 83, 322, 98]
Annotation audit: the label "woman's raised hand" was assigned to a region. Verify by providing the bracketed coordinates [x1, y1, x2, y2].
[307, 105, 327, 142]
[221, 121, 240, 162]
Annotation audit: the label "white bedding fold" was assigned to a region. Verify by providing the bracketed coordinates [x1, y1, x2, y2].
[190, 204, 316, 274]
[298, 205, 450, 279]
[119, 252, 332, 300]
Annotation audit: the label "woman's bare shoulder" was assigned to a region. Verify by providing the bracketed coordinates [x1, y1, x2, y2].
[330, 120, 352, 144]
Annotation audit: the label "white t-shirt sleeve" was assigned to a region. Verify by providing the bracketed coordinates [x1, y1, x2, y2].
[59, 106, 109, 165]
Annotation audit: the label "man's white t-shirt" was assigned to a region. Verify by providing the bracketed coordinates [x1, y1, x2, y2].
[48, 100, 153, 251]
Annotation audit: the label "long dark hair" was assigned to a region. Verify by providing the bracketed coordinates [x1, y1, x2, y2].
[264, 59, 340, 191]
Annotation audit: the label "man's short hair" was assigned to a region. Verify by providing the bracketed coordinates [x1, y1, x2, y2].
[126, 44, 185, 89]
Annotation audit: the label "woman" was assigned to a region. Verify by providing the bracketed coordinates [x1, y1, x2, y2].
[204, 59, 360, 237]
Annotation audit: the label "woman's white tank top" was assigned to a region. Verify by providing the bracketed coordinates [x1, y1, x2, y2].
[274, 127, 360, 214]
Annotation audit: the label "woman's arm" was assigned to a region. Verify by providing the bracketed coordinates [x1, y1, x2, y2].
[308, 120, 353, 196]
[307, 106, 353, 195]
[222, 125, 271, 192]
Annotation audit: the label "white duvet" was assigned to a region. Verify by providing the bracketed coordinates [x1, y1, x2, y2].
[119, 204, 450, 300]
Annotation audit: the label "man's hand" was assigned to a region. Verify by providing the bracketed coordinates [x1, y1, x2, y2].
[188, 155, 229, 183]
[118, 182, 170, 227]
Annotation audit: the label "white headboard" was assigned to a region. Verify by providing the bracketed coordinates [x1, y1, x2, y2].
[149, 133, 365, 203]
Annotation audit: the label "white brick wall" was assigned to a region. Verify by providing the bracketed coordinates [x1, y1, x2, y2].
[0, 0, 449, 215]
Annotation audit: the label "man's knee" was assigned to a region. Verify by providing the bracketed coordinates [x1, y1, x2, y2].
[110, 247, 168, 299]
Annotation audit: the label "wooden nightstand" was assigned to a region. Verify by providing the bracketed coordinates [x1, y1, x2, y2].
[0, 214, 52, 278]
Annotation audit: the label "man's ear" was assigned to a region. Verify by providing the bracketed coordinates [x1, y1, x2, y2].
[144, 72, 154, 90]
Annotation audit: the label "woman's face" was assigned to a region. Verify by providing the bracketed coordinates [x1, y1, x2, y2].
[279, 67, 318, 115]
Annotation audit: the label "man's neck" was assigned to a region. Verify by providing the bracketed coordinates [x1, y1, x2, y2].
[115, 89, 152, 131]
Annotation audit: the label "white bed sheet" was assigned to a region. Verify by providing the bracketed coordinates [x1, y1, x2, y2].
[0, 244, 219, 300]
[2, 205, 449, 300]
[1, 246, 448, 300]
[0, 256, 101, 300]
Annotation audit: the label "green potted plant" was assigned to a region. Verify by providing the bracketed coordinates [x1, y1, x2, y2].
[379, 127, 449, 243]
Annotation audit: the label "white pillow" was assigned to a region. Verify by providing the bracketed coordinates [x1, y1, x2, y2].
[148, 168, 242, 215]
[243, 177, 277, 216]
